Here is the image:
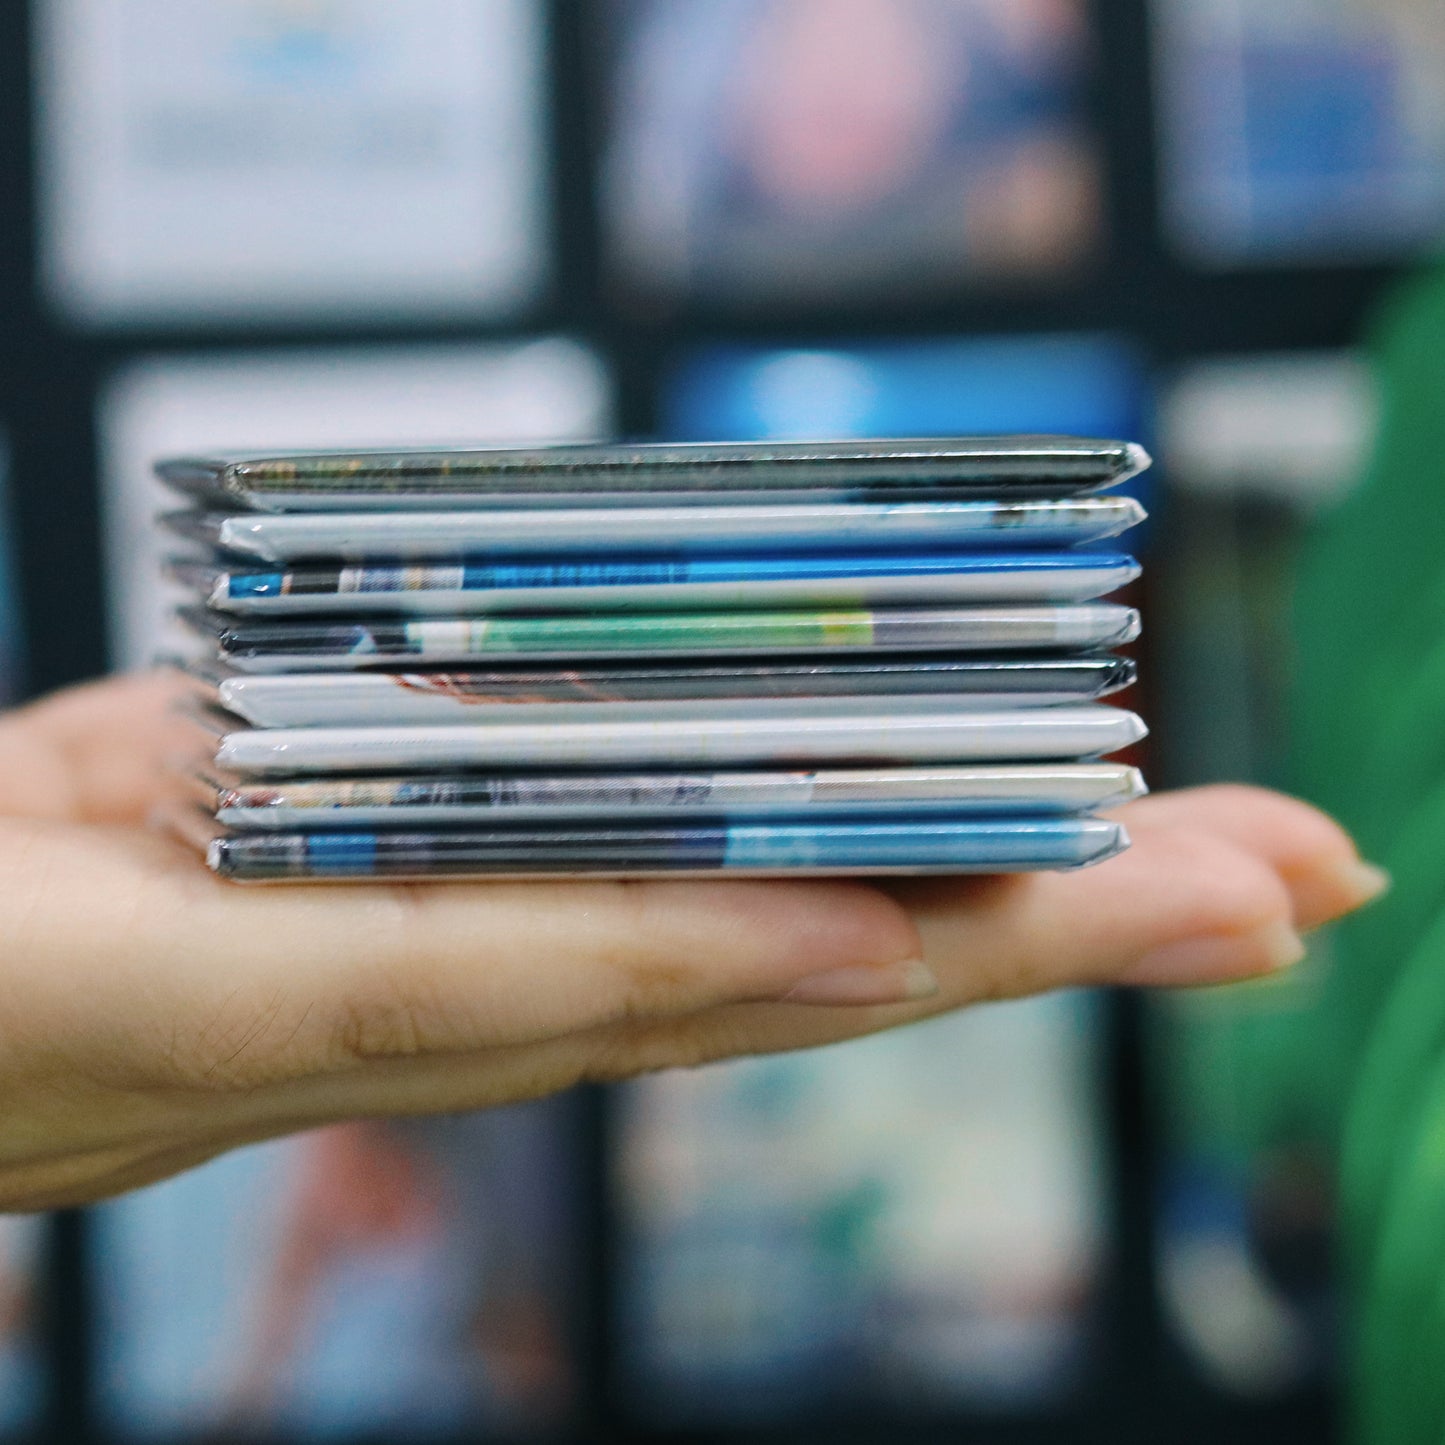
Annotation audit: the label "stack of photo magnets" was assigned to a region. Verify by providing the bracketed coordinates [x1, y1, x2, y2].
[157, 437, 1150, 882]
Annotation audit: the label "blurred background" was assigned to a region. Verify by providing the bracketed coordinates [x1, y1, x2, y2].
[0, 1, 1441, 1440]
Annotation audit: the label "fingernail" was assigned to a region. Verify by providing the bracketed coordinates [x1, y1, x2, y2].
[782, 959, 939, 1008]
[1129, 920, 1307, 988]
[1329, 859, 1392, 911]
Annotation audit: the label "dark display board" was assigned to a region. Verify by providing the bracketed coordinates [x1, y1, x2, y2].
[0, 2, 1420, 1442]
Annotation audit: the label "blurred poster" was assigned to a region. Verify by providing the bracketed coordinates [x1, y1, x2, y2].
[665, 334, 1147, 450]
[1154, 0, 1445, 265]
[95, 1103, 582, 1439]
[97, 339, 611, 669]
[666, 333, 1152, 532]
[603, 0, 1103, 309]
[1160, 353, 1376, 510]
[0, 1218, 45, 1436]
[36, 0, 549, 325]
[617, 997, 1107, 1421]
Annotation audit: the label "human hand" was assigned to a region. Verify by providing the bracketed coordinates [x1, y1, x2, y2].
[0, 673, 1387, 1210]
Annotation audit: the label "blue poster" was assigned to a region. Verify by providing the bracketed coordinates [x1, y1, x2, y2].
[1155, 0, 1445, 264]
[664, 333, 1153, 530]
[94, 1103, 582, 1440]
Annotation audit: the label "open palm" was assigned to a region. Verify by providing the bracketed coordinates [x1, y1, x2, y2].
[0, 672, 1384, 1210]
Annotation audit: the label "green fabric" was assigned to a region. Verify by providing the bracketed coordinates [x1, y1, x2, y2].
[1287, 266, 1445, 1442]
[1293, 267, 1445, 832]
[1355, 1039, 1445, 1445]
[1355, 629, 1445, 852]
[1163, 270, 1445, 1192]
[1147, 269, 1445, 1274]
[1344, 907, 1445, 1261]
[1283, 268, 1445, 1146]
[1330, 782, 1445, 1143]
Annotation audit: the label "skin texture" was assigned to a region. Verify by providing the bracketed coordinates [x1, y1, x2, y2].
[0, 672, 1387, 1212]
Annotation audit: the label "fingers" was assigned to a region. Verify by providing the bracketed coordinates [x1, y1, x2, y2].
[0, 778, 1395, 1209]
[177, 786, 1394, 1124]
[260, 784, 1373, 1078]
[0, 784, 1387, 1112]
[22, 782, 1377, 1117]
[0, 671, 187, 825]
[0, 716, 1399, 1215]
[890, 824, 1301, 996]
[544, 803, 1369, 1081]
[1115, 783, 1390, 931]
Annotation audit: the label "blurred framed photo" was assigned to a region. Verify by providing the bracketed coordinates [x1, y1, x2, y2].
[662, 332, 1154, 550]
[35, 0, 550, 326]
[602, 0, 1104, 309]
[1154, 0, 1445, 265]
[96, 339, 610, 670]
[616, 997, 1109, 1422]
[663, 334, 1148, 447]
[95, 1105, 583, 1439]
